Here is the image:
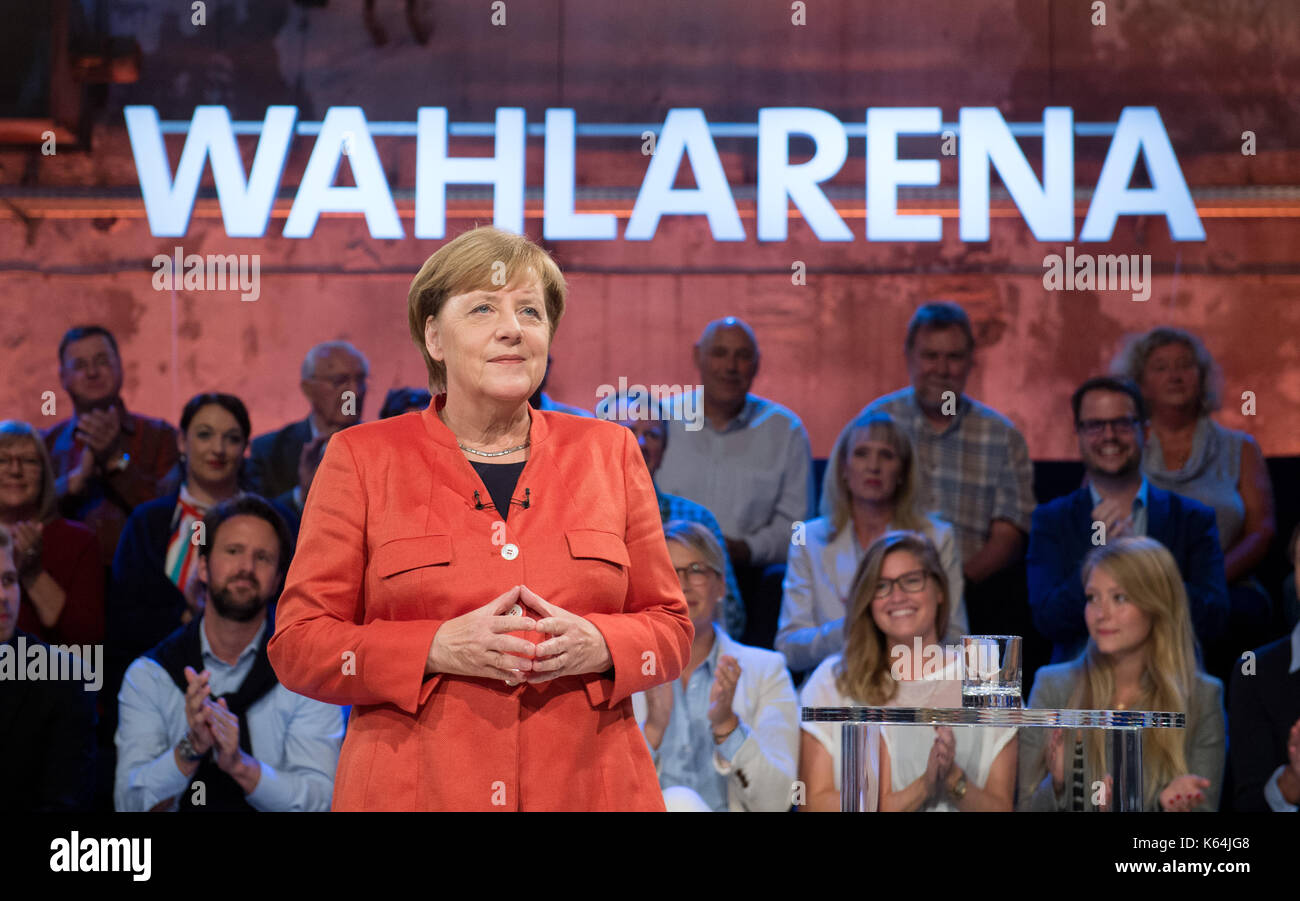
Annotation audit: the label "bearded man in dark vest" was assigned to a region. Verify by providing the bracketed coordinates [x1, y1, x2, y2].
[114, 495, 343, 811]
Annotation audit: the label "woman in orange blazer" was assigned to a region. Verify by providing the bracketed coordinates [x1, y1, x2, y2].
[267, 226, 693, 811]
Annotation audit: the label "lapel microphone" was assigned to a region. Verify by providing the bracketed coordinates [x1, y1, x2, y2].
[472, 488, 531, 510]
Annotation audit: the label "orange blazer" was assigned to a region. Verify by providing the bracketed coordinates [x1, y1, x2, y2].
[267, 397, 694, 810]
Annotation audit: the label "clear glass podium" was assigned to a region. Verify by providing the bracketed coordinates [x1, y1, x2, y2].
[801, 706, 1185, 812]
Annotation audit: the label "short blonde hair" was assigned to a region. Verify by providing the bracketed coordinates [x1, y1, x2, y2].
[663, 520, 726, 622]
[406, 227, 567, 391]
[0, 421, 57, 522]
[663, 520, 726, 576]
[821, 411, 926, 536]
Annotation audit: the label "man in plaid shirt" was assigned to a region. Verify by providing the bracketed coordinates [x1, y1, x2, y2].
[860, 302, 1036, 637]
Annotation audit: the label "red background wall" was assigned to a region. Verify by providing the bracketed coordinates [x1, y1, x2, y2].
[2, 0, 1298, 458]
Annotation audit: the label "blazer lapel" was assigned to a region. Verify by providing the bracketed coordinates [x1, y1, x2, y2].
[1145, 484, 1172, 543]
[823, 524, 859, 605]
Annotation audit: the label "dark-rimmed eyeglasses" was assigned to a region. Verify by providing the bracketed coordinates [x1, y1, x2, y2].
[309, 373, 368, 390]
[1076, 417, 1140, 437]
[0, 454, 41, 470]
[873, 569, 930, 598]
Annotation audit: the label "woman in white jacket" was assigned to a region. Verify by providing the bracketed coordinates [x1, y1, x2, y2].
[776, 411, 966, 675]
[634, 521, 800, 811]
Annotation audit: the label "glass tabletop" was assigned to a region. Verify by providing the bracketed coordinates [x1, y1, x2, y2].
[802, 706, 1185, 728]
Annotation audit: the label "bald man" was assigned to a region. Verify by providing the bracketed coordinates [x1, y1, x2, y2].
[656, 318, 813, 645]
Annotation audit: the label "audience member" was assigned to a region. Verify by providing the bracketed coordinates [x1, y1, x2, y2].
[115, 496, 341, 811]
[43, 325, 180, 567]
[603, 396, 744, 637]
[0, 420, 104, 646]
[1284, 523, 1300, 635]
[634, 522, 798, 811]
[1115, 327, 1277, 663]
[248, 341, 368, 499]
[776, 411, 966, 675]
[858, 303, 1035, 644]
[1229, 600, 1300, 810]
[269, 434, 329, 541]
[1027, 377, 1228, 663]
[656, 317, 814, 647]
[1019, 537, 1226, 811]
[109, 393, 253, 670]
[0, 528, 97, 811]
[378, 387, 433, 419]
[799, 531, 1017, 811]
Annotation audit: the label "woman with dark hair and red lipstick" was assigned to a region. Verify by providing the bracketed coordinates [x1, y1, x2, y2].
[107, 393, 254, 712]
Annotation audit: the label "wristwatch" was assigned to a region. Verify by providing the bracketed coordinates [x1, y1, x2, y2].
[176, 732, 207, 762]
[949, 771, 968, 800]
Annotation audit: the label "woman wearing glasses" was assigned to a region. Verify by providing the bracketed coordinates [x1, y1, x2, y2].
[798, 531, 1017, 811]
[634, 521, 799, 811]
[0, 420, 103, 646]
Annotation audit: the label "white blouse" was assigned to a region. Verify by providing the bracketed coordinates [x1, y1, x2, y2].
[799, 655, 1017, 811]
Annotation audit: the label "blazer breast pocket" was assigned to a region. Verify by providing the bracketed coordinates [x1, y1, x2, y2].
[565, 529, 630, 611]
[374, 534, 454, 577]
[369, 535, 453, 619]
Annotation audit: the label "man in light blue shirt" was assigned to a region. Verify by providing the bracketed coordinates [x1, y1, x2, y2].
[115, 496, 343, 811]
[656, 318, 814, 570]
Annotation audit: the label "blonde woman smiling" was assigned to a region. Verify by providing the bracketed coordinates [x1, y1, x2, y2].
[1018, 536, 1226, 811]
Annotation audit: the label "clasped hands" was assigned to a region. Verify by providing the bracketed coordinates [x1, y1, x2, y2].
[181, 666, 260, 786]
[1091, 497, 1134, 540]
[923, 726, 959, 801]
[1047, 728, 1208, 811]
[426, 585, 612, 686]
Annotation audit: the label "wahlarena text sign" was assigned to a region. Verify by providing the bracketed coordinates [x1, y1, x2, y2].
[125, 106, 1205, 243]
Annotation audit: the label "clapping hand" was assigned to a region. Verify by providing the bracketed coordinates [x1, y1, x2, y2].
[205, 697, 245, 773]
[75, 406, 123, 462]
[67, 445, 95, 496]
[182, 666, 215, 755]
[9, 520, 44, 579]
[1158, 774, 1210, 812]
[924, 726, 956, 800]
[643, 681, 674, 750]
[1046, 728, 1066, 794]
[708, 655, 741, 734]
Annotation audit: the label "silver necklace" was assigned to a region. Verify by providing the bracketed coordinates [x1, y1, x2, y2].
[458, 439, 530, 458]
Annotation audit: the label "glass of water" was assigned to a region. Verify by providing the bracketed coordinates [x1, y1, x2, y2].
[961, 635, 1022, 708]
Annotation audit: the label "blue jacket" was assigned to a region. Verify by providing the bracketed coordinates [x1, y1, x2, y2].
[1027, 484, 1229, 662]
